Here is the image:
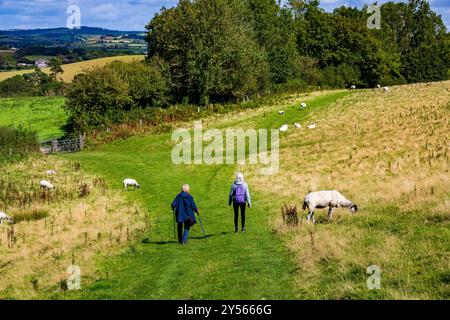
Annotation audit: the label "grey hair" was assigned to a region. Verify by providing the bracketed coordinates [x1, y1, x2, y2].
[235, 172, 244, 181]
[182, 184, 190, 192]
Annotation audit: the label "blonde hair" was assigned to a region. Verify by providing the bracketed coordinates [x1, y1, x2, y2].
[182, 184, 190, 192]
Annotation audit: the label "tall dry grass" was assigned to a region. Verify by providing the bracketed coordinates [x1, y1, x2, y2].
[0, 157, 146, 299]
[247, 81, 449, 299]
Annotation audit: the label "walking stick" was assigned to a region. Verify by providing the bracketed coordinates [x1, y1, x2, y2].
[197, 213, 207, 239]
[173, 209, 176, 240]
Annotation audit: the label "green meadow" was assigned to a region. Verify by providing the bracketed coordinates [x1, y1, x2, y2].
[0, 83, 448, 299]
[0, 96, 66, 139]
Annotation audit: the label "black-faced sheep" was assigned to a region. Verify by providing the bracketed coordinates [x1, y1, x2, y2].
[0, 211, 13, 224]
[123, 179, 140, 191]
[303, 190, 358, 223]
[40, 180, 54, 190]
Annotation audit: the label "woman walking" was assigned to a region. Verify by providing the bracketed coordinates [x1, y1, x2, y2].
[171, 184, 199, 244]
[228, 173, 252, 233]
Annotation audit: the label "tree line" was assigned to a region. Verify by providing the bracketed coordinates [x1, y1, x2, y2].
[146, 0, 449, 104]
[62, 0, 450, 132]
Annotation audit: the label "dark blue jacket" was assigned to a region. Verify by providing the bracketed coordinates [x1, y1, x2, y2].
[171, 192, 198, 224]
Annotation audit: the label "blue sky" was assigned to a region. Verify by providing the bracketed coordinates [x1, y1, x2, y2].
[0, 0, 449, 31]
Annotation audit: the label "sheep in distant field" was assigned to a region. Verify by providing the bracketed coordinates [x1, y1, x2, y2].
[307, 123, 316, 129]
[350, 85, 356, 90]
[0, 211, 13, 224]
[377, 84, 381, 89]
[46, 170, 56, 175]
[294, 123, 302, 129]
[383, 86, 389, 92]
[278, 111, 285, 115]
[279, 124, 289, 132]
[300, 102, 307, 109]
[40, 180, 54, 190]
[123, 179, 140, 191]
[303, 190, 358, 223]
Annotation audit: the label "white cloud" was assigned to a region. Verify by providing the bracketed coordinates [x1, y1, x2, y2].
[0, 0, 448, 30]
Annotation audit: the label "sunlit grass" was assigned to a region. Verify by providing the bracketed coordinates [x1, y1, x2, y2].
[0, 96, 66, 139]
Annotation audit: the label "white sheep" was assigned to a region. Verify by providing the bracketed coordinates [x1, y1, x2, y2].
[303, 190, 358, 223]
[0, 211, 14, 224]
[46, 170, 56, 175]
[123, 178, 140, 191]
[307, 123, 316, 129]
[350, 85, 356, 90]
[294, 123, 302, 129]
[383, 86, 389, 92]
[278, 111, 285, 115]
[300, 102, 307, 109]
[40, 180, 54, 190]
[279, 124, 289, 132]
[377, 84, 381, 89]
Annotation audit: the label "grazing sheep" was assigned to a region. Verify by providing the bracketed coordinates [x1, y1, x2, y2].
[307, 123, 316, 129]
[46, 170, 56, 175]
[123, 178, 140, 191]
[40, 180, 54, 190]
[278, 111, 285, 115]
[279, 124, 289, 132]
[383, 86, 389, 92]
[294, 123, 302, 129]
[377, 84, 381, 89]
[0, 211, 13, 224]
[303, 190, 358, 223]
[300, 102, 307, 109]
[350, 85, 356, 90]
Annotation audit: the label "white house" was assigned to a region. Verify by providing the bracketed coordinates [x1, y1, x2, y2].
[35, 59, 49, 69]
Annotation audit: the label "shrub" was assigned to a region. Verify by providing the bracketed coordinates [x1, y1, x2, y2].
[79, 182, 91, 198]
[0, 71, 65, 97]
[281, 204, 299, 226]
[0, 126, 39, 163]
[319, 64, 361, 88]
[64, 60, 167, 133]
[108, 60, 168, 108]
[0, 75, 36, 97]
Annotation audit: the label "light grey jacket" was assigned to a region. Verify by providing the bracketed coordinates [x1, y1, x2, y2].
[228, 176, 252, 207]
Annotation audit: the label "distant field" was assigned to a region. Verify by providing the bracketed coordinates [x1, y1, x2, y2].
[0, 96, 66, 139]
[0, 55, 145, 82]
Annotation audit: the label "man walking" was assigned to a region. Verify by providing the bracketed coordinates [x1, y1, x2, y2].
[228, 172, 252, 233]
[171, 184, 199, 244]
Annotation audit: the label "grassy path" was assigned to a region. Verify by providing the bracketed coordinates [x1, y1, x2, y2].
[56, 91, 348, 299]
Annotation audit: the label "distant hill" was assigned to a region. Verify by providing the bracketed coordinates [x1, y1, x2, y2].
[0, 27, 146, 47]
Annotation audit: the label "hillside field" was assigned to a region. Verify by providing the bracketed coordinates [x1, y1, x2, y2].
[0, 82, 448, 299]
[0, 96, 66, 139]
[0, 55, 145, 83]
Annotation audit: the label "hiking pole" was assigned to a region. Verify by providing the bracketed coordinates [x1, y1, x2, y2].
[196, 213, 207, 239]
[172, 209, 176, 240]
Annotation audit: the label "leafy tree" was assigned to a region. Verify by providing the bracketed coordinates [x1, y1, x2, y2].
[0, 75, 36, 96]
[146, 0, 269, 104]
[108, 60, 168, 108]
[65, 66, 133, 131]
[244, 0, 299, 84]
[64, 60, 167, 132]
[49, 57, 64, 81]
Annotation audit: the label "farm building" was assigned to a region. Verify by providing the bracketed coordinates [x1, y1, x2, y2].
[35, 59, 49, 68]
